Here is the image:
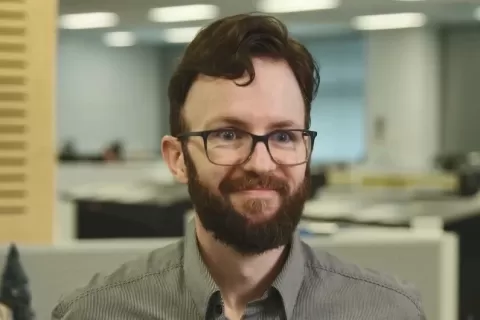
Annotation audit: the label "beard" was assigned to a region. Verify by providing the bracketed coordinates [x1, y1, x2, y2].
[183, 149, 310, 256]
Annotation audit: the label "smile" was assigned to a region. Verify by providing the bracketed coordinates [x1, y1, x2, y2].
[236, 189, 277, 197]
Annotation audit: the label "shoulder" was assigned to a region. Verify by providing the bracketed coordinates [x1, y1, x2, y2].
[51, 241, 184, 319]
[301, 242, 425, 318]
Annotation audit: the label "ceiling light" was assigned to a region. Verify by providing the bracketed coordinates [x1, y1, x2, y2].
[59, 12, 119, 30]
[148, 4, 219, 23]
[352, 13, 427, 30]
[257, 0, 340, 13]
[103, 32, 136, 47]
[163, 27, 202, 43]
[474, 7, 480, 20]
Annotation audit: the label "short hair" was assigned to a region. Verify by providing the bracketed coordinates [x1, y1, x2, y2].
[168, 13, 320, 136]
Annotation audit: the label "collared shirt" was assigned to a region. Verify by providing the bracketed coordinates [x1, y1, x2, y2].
[52, 221, 426, 320]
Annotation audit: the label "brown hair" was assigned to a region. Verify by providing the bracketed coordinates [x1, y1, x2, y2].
[168, 13, 320, 136]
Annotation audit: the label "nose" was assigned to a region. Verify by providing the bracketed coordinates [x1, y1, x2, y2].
[242, 141, 277, 173]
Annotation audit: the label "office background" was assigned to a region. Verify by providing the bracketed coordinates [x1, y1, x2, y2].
[2, 0, 480, 319]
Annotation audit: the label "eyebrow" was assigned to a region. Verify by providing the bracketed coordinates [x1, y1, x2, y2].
[204, 116, 301, 131]
[205, 116, 247, 129]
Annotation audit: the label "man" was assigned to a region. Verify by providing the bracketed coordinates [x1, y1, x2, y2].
[52, 14, 426, 320]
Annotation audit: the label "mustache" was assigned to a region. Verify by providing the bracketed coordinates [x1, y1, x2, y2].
[219, 174, 289, 195]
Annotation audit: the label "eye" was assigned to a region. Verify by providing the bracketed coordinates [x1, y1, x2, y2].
[271, 131, 295, 143]
[211, 129, 241, 141]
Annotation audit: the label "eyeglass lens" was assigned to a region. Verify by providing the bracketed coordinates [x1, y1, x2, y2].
[205, 129, 312, 165]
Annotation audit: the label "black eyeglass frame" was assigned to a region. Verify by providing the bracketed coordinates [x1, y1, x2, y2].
[176, 128, 317, 166]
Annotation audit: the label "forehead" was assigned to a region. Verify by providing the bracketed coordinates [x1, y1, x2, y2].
[183, 58, 305, 132]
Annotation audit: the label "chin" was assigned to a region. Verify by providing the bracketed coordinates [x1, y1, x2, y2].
[237, 207, 280, 224]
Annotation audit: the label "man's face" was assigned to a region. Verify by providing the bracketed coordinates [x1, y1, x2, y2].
[162, 58, 310, 255]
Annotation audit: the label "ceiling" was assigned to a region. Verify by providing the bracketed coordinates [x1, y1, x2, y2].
[58, 0, 480, 44]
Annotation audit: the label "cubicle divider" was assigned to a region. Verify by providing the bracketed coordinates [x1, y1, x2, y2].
[308, 230, 458, 320]
[0, 230, 457, 320]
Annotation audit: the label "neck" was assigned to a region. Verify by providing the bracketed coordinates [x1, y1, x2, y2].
[194, 217, 288, 312]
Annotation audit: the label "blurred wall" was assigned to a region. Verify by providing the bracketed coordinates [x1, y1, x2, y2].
[159, 45, 186, 137]
[307, 35, 366, 163]
[442, 26, 480, 154]
[366, 28, 441, 170]
[56, 31, 164, 155]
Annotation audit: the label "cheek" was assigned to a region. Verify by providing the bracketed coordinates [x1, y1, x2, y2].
[198, 166, 229, 195]
[188, 146, 228, 192]
[186, 141, 210, 173]
[286, 165, 307, 190]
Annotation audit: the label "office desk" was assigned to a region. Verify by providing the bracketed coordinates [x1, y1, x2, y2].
[75, 199, 192, 239]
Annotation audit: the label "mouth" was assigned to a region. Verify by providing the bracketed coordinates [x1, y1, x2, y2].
[236, 189, 278, 196]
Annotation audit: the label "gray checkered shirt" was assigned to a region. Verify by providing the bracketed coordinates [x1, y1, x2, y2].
[52, 222, 426, 319]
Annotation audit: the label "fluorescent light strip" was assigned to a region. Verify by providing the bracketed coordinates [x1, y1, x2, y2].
[148, 4, 219, 23]
[352, 13, 427, 30]
[163, 27, 202, 43]
[103, 32, 136, 47]
[59, 12, 119, 30]
[257, 0, 340, 13]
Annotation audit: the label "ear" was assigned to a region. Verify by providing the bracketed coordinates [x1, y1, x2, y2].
[161, 136, 188, 184]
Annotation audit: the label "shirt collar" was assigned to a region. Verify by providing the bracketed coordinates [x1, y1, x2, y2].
[183, 220, 306, 320]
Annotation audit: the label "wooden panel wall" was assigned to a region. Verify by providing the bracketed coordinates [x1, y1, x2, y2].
[0, 0, 57, 244]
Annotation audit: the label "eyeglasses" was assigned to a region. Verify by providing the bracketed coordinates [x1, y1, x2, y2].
[176, 128, 317, 166]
